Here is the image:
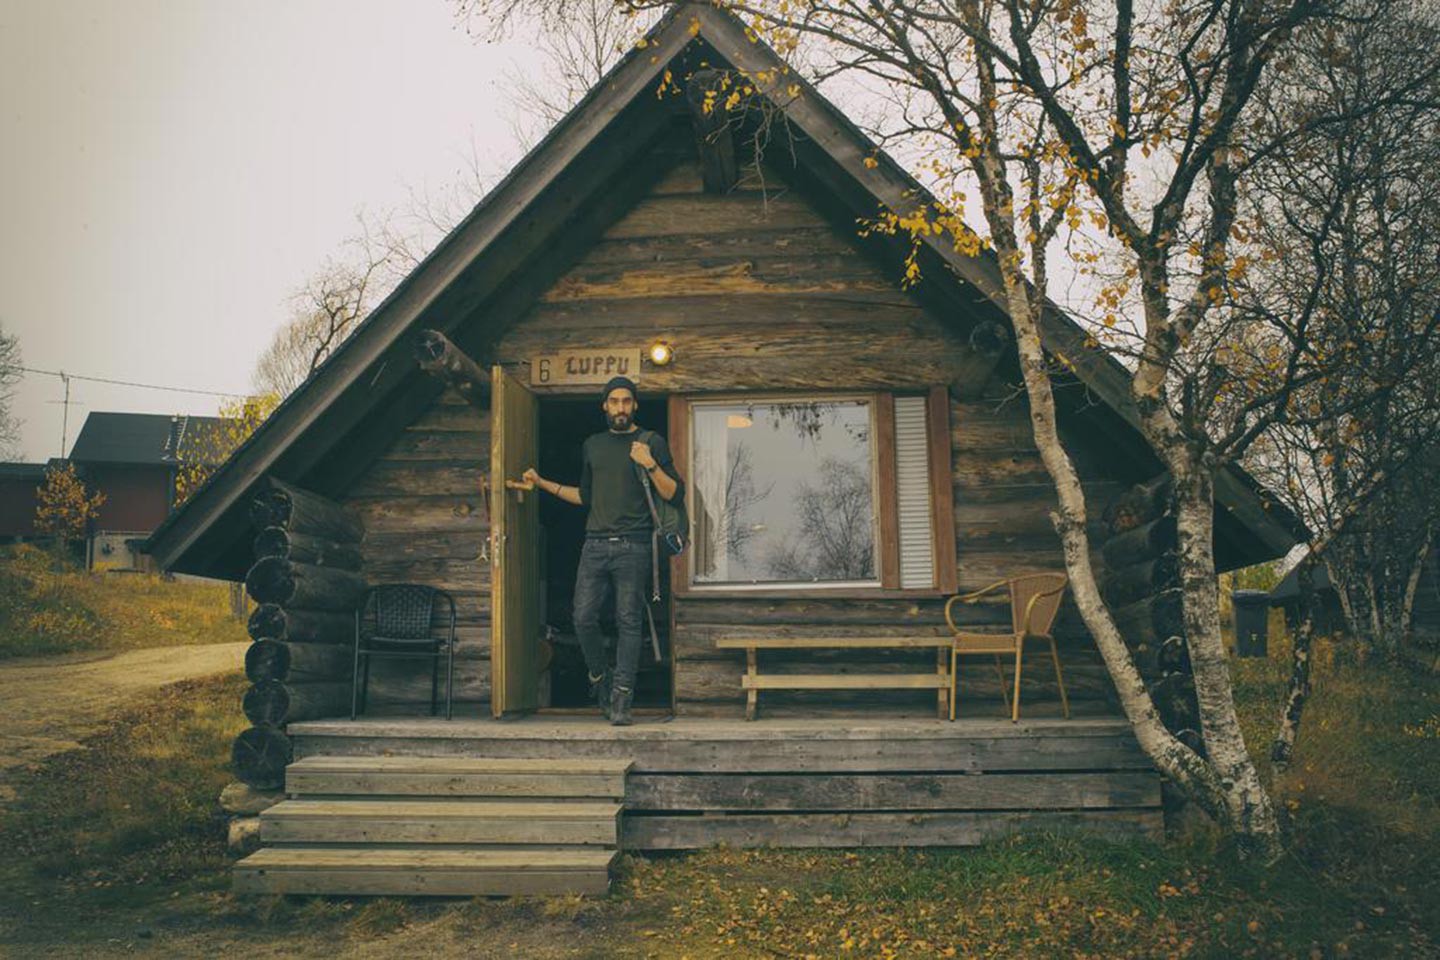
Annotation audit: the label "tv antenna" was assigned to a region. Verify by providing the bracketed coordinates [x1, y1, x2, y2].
[44, 371, 85, 457]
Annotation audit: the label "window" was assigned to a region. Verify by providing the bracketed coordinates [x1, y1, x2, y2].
[691, 398, 878, 587]
[674, 390, 956, 593]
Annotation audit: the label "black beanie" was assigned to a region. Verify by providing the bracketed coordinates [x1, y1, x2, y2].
[601, 375, 639, 402]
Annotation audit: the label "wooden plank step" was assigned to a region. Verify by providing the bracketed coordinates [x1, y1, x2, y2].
[286, 756, 631, 799]
[261, 800, 621, 845]
[233, 847, 616, 897]
[624, 808, 1164, 849]
[741, 674, 950, 689]
[289, 716, 1135, 739]
[715, 637, 954, 649]
[288, 756, 635, 774]
[626, 770, 1162, 811]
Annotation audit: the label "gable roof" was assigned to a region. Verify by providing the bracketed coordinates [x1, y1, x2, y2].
[68, 412, 231, 467]
[145, 2, 1302, 579]
[1270, 552, 1334, 602]
[0, 462, 48, 481]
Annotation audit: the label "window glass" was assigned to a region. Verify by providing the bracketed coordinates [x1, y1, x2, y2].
[690, 399, 877, 586]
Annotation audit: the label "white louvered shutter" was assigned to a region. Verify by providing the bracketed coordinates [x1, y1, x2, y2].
[894, 396, 935, 588]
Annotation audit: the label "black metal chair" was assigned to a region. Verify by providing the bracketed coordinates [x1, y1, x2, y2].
[351, 584, 456, 720]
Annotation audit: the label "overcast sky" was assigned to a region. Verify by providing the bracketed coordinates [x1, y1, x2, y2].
[0, 0, 544, 462]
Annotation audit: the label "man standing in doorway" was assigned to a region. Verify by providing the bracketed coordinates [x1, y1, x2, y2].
[523, 376, 683, 725]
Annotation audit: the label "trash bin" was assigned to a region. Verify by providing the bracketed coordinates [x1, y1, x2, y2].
[1231, 589, 1270, 658]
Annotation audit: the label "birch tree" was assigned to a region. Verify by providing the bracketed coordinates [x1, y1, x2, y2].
[252, 233, 393, 398]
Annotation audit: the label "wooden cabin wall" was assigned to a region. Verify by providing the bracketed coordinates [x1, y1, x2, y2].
[341, 396, 491, 707]
[331, 148, 1135, 718]
[491, 155, 1124, 717]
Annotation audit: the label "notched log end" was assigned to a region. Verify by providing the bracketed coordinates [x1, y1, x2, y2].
[968, 319, 1011, 358]
[414, 328, 448, 367]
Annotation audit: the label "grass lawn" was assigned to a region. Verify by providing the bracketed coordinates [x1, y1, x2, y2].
[0, 543, 248, 659]
[0, 636, 1436, 958]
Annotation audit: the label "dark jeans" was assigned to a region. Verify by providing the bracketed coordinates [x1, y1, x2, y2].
[573, 536, 651, 693]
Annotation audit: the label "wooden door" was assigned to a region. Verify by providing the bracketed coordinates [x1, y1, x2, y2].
[490, 365, 541, 717]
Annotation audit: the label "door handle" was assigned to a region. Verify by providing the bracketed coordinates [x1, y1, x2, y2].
[504, 479, 534, 503]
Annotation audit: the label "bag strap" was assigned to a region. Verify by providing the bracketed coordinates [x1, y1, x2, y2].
[633, 432, 664, 603]
[643, 596, 662, 661]
[634, 459, 663, 528]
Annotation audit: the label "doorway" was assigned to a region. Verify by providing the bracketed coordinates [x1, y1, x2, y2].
[536, 394, 674, 712]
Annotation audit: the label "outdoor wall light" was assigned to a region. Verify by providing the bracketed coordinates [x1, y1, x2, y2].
[648, 340, 676, 366]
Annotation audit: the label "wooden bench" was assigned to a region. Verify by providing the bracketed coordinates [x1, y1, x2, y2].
[713, 637, 954, 720]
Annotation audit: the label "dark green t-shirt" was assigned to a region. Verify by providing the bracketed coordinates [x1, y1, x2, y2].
[579, 429, 684, 538]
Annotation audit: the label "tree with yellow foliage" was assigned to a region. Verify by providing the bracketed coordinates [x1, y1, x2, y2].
[34, 461, 105, 563]
[173, 394, 281, 508]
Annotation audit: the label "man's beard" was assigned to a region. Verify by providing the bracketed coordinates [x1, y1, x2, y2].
[607, 412, 632, 431]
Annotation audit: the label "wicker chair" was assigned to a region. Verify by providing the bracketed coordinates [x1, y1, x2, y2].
[351, 584, 456, 720]
[945, 573, 1070, 722]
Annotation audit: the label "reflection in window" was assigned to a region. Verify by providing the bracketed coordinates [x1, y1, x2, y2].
[691, 399, 877, 586]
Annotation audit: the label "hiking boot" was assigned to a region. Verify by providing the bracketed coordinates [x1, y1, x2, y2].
[609, 685, 634, 726]
[588, 670, 612, 720]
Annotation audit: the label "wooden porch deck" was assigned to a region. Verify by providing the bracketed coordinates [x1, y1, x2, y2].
[286, 713, 1162, 850]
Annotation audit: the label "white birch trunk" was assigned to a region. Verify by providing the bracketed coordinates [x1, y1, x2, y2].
[1169, 462, 1282, 854]
[1397, 527, 1434, 652]
[1271, 564, 1317, 773]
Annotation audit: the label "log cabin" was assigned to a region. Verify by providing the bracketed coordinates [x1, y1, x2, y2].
[144, 3, 1303, 897]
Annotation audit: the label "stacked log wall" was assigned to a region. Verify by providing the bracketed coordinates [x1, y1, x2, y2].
[1098, 474, 1202, 742]
[341, 395, 492, 707]
[233, 479, 366, 788]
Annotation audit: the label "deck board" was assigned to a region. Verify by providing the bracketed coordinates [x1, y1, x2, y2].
[288, 716, 1153, 773]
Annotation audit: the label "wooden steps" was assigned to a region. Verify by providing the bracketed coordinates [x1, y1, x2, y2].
[233, 757, 633, 897]
[281, 717, 1165, 851]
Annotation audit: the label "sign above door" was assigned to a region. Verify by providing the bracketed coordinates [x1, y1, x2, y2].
[532, 349, 643, 386]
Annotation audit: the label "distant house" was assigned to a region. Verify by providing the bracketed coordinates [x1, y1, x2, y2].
[1271, 547, 1440, 644]
[65, 412, 229, 569]
[1268, 556, 1345, 636]
[0, 462, 49, 542]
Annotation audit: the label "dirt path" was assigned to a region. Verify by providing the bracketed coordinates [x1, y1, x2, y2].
[0, 642, 248, 805]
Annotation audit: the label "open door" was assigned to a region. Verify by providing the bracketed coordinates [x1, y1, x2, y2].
[489, 365, 541, 717]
